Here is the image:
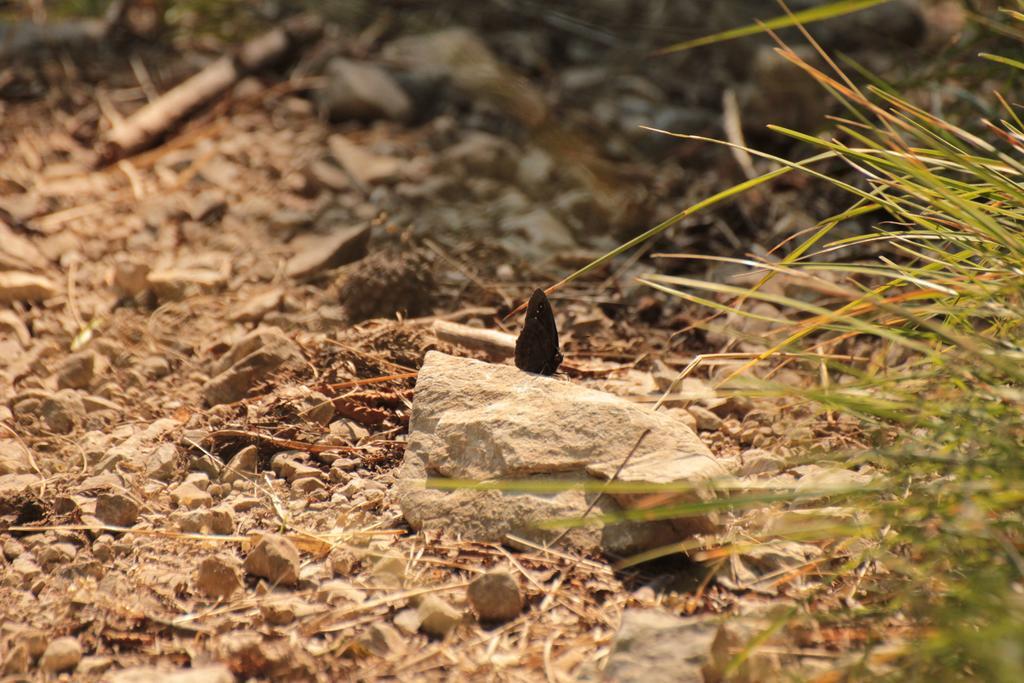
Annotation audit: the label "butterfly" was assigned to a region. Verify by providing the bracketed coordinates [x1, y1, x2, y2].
[514, 289, 563, 375]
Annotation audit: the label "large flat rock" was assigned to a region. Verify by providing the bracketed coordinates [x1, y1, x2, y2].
[397, 351, 729, 555]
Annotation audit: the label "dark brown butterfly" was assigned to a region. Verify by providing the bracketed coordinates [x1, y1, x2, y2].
[514, 289, 563, 375]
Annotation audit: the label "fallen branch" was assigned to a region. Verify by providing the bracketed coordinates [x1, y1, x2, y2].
[432, 319, 515, 357]
[101, 13, 322, 161]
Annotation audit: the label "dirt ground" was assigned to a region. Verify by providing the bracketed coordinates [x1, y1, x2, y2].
[0, 2, 965, 681]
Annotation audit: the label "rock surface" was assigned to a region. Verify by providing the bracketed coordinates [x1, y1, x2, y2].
[603, 610, 718, 683]
[397, 352, 728, 554]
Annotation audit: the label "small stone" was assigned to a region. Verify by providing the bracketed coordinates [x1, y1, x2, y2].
[20, 628, 48, 658]
[0, 271, 58, 302]
[231, 288, 284, 323]
[329, 134, 402, 186]
[291, 476, 325, 494]
[147, 268, 227, 303]
[271, 452, 322, 483]
[393, 607, 421, 635]
[355, 622, 406, 657]
[1, 643, 29, 675]
[2, 537, 24, 560]
[145, 443, 178, 481]
[95, 492, 140, 527]
[0, 440, 33, 475]
[232, 496, 261, 512]
[320, 57, 412, 121]
[176, 509, 209, 533]
[39, 636, 82, 673]
[688, 405, 723, 431]
[371, 554, 406, 587]
[196, 554, 243, 599]
[667, 407, 698, 432]
[77, 656, 114, 675]
[171, 481, 213, 509]
[38, 389, 86, 434]
[36, 542, 77, 566]
[206, 505, 235, 535]
[56, 351, 97, 389]
[244, 534, 300, 586]
[516, 146, 554, 191]
[92, 536, 114, 562]
[140, 355, 171, 379]
[285, 223, 371, 279]
[467, 569, 522, 623]
[307, 160, 351, 192]
[740, 449, 786, 477]
[221, 445, 258, 484]
[202, 328, 304, 406]
[188, 191, 228, 222]
[260, 599, 301, 626]
[112, 258, 150, 296]
[499, 208, 576, 252]
[417, 595, 462, 637]
[185, 472, 211, 490]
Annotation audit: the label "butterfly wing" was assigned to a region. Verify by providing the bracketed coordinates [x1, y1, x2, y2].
[515, 289, 562, 375]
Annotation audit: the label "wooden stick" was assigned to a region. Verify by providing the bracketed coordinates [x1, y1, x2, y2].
[432, 319, 516, 356]
[101, 14, 322, 160]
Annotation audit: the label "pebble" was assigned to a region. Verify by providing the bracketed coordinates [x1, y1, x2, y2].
[39, 636, 82, 673]
[393, 607, 421, 635]
[243, 534, 300, 586]
[291, 476, 326, 494]
[1, 643, 29, 674]
[371, 554, 406, 587]
[146, 267, 227, 303]
[171, 482, 213, 509]
[230, 288, 284, 323]
[355, 622, 406, 656]
[221, 444, 258, 484]
[112, 258, 150, 296]
[260, 598, 299, 626]
[185, 472, 211, 490]
[319, 57, 412, 121]
[92, 535, 114, 562]
[329, 134, 402, 186]
[196, 554, 243, 599]
[206, 505, 235, 534]
[271, 452, 323, 483]
[688, 405, 723, 431]
[0, 271, 58, 302]
[417, 595, 462, 637]
[36, 542, 77, 566]
[56, 351, 97, 389]
[95, 492, 140, 527]
[285, 223, 371, 278]
[467, 569, 523, 622]
[39, 389, 86, 434]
